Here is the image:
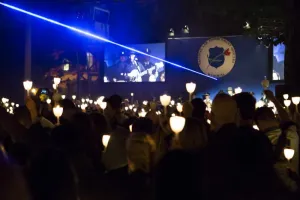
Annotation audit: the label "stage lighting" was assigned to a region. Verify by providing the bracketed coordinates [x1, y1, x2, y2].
[243, 21, 251, 30]
[169, 28, 175, 37]
[182, 25, 189, 34]
[0, 2, 217, 81]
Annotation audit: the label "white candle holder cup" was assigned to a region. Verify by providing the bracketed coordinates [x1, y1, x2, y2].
[292, 97, 300, 113]
[53, 105, 63, 125]
[23, 80, 33, 97]
[186, 82, 196, 101]
[284, 148, 295, 162]
[169, 116, 186, 137]
[160, 94, 171, 115]
[102, 135, 111, 152]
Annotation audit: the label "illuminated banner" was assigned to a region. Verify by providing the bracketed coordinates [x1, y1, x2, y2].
[167, 36, 269, 98]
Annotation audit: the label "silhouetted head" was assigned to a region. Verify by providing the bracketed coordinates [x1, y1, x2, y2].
[191, 98, 206, 120]
[14, 106, 32, 129]
[233, 92, 256, 126]
[254, 107, 278, 132]
[179, 117, 208, 150]
[211, 93, 238, 131]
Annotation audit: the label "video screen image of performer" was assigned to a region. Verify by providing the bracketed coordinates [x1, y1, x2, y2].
[104, 44, 165, 83]
[272, 44, 285, 81]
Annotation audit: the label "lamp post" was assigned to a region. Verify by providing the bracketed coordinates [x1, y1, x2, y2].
[53, 105, 63, 125]
[23, 80, 33, 97]
[283, 94, 289, 100]
[292, 97, 300, 113]
[186, 82, 196, 101]
[72, 95, 76, 100]
[61, 95, 66, 99]
[160, 94, 171, 115]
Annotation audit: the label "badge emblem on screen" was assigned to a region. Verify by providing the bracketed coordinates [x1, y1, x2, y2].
[198, 37, 236, 78]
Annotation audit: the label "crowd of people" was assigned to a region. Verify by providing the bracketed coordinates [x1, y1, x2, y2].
[0, 89, 300, 200]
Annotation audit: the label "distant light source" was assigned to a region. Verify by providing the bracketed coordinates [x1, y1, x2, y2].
[138, 110, 147, 117]
[244, 21, 251, 29]
[227, 87, 233, 96]
[234, 87, 242, 94]
[169, 28, 175, 37]
[53, 77, 61, 85]
[182, 25, 189, 34]
[100, 101, 107, 110]
[170, 100, 175, 106]
[176, 103, 183, 113]
[23, 80, 33, 96]
[53, 84, 57, 90]
[31, 88, 37, 95]
[63, 63, 70, 71]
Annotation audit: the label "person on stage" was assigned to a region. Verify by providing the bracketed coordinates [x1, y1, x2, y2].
[140, 48, 157, 82]
[107, 51, 129, 82]
[126, 51, 145, 82]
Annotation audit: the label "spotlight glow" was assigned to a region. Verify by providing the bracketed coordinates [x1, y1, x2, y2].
[0, 2, 217, 80]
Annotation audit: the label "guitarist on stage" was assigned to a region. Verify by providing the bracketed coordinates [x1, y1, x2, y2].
[140, 48, 157, 82]
[125, 51, 145, 82]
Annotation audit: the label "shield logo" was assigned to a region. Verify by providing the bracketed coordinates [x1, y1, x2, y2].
[207, 47, 225, 68]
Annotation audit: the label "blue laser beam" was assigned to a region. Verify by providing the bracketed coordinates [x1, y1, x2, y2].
[0, 2, 217, 80]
